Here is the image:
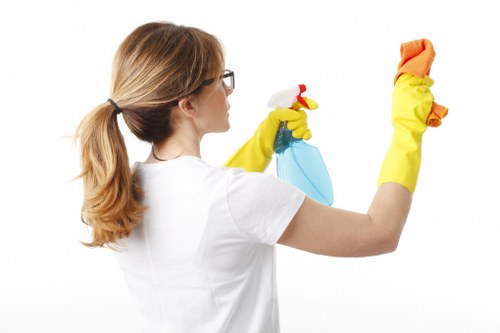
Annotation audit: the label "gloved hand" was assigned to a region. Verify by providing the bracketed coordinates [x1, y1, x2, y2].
[224, 97, 317, 172]
[377, 73, 438, 193]
[394, 38, 448, 128]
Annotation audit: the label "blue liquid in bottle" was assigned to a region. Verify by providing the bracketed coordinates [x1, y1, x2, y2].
[274, 122, 333, 206]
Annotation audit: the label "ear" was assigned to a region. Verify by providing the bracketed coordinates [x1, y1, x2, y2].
[177, 96, 198, 119]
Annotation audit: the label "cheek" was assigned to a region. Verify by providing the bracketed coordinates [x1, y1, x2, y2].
[215, 100, 230, 131]
[212, 92, 229, 116]
[197, 107, 227, 133]
[197, 89, 229, 131]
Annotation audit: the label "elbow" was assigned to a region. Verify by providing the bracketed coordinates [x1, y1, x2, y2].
[366, 213, 405, 256]
[382, 236, 400, 254]
[373, 229, 402, 255]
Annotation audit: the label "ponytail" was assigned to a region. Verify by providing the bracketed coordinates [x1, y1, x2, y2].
[75, 103, 145, 248]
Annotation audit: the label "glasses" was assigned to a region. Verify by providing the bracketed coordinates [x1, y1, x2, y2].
[197, 69, 235, 92]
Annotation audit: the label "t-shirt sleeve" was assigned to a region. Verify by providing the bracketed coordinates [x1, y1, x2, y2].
[225, 170, 306, 245]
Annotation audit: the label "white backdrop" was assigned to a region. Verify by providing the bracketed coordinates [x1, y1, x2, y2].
[1, 0, 499, 332]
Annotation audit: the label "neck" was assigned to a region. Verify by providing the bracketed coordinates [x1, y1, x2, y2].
[147, 121, 202, 163]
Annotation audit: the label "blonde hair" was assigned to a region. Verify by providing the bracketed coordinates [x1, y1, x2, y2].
[75, 22, 225, 248]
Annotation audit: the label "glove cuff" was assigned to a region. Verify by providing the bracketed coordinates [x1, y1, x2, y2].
[377, 129, 422, 193]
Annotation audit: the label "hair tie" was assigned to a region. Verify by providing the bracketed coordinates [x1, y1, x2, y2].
[107, 98, 122, 114]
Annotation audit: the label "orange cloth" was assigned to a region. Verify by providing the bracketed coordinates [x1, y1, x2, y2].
[395, 39, 448, 127]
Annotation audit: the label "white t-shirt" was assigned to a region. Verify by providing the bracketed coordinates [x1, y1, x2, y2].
[115, 156, 305, 333]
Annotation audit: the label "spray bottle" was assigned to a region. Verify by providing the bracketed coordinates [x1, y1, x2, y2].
[268, 84, 334, 205]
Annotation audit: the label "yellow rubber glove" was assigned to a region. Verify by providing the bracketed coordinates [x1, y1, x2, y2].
[377, 73, 435, 193]
[224, 97, 317, 172]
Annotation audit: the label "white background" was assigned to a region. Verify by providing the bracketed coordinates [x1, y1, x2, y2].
[1, 0, 499, 332]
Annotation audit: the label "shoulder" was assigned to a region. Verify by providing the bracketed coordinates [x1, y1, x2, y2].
[222, 167, 294, 195]
[223, 169, 306, 243]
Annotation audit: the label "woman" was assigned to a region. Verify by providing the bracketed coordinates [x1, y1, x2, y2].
[75, 21, 442, 332]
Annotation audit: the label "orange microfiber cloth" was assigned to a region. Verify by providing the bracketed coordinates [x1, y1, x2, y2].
[395, 39, 448, 127]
